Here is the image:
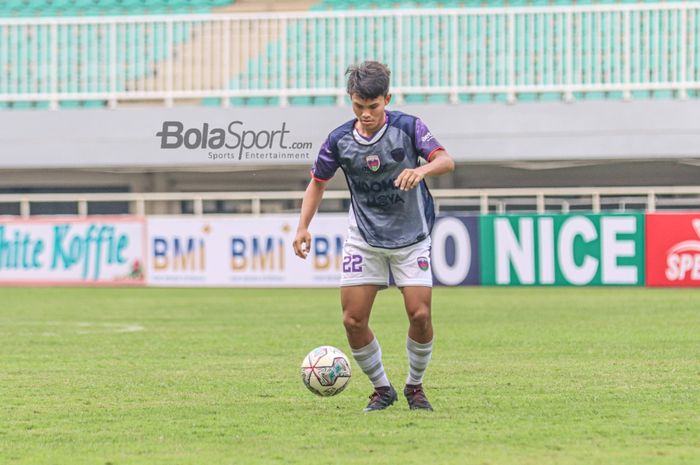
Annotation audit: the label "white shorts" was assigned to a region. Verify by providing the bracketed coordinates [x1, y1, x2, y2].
[341, 225, 433, 288]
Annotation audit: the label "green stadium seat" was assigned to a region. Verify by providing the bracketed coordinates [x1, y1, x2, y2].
[0, 0, 234, 16]
[313, 96, 336, 105]
[5, 0, 25, 8]
[538, 92, 562, 102]
[201, 97, 222, 106]
[651, 90, 674, 100]
[59, 100, 82, 108]
[83, 100, 106, 108]
[472, 94, 495, 103]
[427, 94, 450, 104]
[289, 96, 313, 106]
[73, 0, 96, 8]
[45, 0, 69, 10]
[246, 97, 267, 106]
[516, 93, 539, 102]
[403, 95, 425, 104]
[11, 101, 35, 109]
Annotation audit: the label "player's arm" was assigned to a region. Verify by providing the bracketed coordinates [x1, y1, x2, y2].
[293, 179, 327, 259]
[295, 135, 338, 258]
[396, 117, 455, 191]
[395, 150, 455, 191]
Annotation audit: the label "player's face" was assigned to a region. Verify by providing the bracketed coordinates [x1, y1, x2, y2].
[351, 94, 391, 135]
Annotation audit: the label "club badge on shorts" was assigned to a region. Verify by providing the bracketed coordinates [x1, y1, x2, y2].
[417, 257, 429, 271]
[366, 154, 381, 172]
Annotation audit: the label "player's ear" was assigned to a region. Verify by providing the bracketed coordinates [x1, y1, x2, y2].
[385, 94, 392, 105]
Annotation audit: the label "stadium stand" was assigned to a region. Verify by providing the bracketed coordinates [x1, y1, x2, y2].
[1, 1, 698, 110]
[217, 1, 700, 107]
[0, 1, 236, 109]
[0, 0, 233, 17]
[1, 1, 700, 215]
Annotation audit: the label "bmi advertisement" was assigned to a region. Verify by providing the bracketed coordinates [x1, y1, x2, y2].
[146, 215, 348, 287]
[146, 215, 482, 288]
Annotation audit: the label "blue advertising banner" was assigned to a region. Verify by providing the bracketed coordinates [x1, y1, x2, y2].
[432, 215, 480, 286]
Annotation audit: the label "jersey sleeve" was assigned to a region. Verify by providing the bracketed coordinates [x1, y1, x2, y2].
[414, 118, 445, 162]
[310, 137, 340, 181]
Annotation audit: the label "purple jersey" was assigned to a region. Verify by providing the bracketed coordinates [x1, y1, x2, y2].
[311, 111, 444, 249]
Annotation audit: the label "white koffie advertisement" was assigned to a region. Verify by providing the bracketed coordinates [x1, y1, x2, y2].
[0, 217, 145, 285]
[146, 215, 348, 287]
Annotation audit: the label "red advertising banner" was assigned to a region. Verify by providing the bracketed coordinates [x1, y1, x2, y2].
[646, 213, 700, 287]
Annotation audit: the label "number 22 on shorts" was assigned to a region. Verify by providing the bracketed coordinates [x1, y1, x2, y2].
[342, 254, 363, 273]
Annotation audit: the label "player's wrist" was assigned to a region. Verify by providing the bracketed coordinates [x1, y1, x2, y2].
[414, 166, 429, 177]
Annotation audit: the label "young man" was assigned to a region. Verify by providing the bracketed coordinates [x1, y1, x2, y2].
[293, 61, 455, 412]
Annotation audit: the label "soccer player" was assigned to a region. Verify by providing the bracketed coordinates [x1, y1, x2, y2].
[293, 61, 455, 412]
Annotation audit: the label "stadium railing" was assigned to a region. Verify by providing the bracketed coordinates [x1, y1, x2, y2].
[2, 186, 700, 216]
[0, 3, 698, 109]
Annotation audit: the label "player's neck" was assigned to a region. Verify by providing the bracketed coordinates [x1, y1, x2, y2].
[354, 113, 388, 140]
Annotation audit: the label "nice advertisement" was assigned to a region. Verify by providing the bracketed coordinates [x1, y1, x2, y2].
[0, 217, 145, 285]
[480, 213, 644, 286]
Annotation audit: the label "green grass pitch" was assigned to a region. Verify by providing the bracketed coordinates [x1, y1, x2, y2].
[1, 287, 699, 465]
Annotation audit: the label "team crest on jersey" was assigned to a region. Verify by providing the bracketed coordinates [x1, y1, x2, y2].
[417, 257, 429, 271]
[366, 154, 381, 172]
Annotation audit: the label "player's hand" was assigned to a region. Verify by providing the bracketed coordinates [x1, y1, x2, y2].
[394, 168, 425, 191]
[293, 228, 312, 259]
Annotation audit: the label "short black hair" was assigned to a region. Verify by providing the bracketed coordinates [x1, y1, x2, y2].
[345, 61, 391, 99]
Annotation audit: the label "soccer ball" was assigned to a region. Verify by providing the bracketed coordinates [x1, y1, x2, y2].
[300, 346, 352, 397]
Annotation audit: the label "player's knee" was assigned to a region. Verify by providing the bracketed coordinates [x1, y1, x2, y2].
[342, 313, 368, 333]
[408, 305, 431, 328]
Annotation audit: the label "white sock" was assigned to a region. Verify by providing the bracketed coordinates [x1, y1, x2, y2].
[351, 337, 390, 389]
[406, 337, 433, 386]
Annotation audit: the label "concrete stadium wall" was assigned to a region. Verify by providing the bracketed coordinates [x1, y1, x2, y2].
[1, 99, 699, 169]
[1, 100, 700, 193]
